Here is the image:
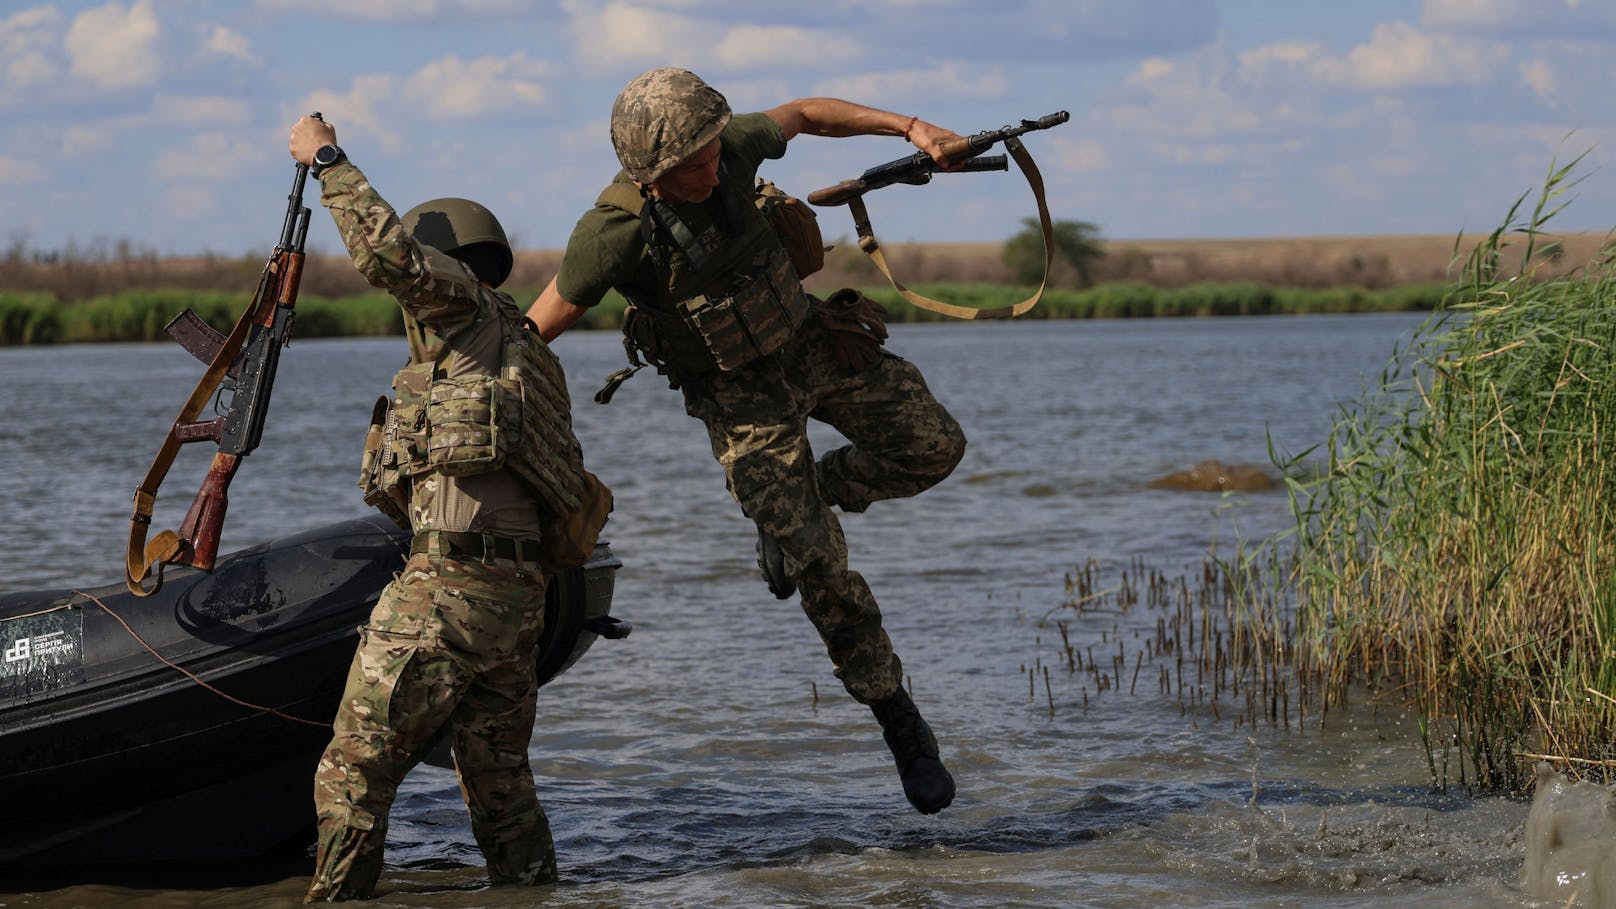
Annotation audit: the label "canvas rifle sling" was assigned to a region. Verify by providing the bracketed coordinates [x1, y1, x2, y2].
[124, 263, 268, 596]
[846, 136, 1054, 320]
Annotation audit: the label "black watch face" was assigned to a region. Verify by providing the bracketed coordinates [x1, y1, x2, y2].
[316, 146, 340, 166]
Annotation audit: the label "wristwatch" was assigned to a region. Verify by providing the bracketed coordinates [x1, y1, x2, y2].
[311, 144, 347, 176]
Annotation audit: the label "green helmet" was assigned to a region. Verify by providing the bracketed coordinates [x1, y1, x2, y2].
[610, 67, 731, 183]
[402, 197, 513, 288]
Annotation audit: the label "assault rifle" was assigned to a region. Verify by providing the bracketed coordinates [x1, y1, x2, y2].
[125, 115, 319, 596]
[806, 111, 1069, 321]
[807, 111, 1069, 207]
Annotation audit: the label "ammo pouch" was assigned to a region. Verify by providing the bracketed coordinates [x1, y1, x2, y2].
[423, 373, 522, 476]
[754, 180, 825, 279]
[677, 244, 809, 372]
[358, 395, 411, 530]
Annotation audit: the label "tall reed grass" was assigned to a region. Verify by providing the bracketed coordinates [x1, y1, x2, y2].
[1246, 156, 1616, 792]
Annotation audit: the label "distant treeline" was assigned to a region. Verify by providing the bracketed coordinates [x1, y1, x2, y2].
[0, 280, 1449, 346]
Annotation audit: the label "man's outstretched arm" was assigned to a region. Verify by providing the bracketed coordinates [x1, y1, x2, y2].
[764, 98, 961, 167]
[527, 275, 589, 342]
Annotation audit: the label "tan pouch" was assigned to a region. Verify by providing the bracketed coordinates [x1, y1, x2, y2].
[755, 180, 825, 279]
[537, 468, 614, 573]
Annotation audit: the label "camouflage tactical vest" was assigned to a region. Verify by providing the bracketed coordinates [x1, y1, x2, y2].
[358, 295, 585, 523]
[599, 172, 811, 377]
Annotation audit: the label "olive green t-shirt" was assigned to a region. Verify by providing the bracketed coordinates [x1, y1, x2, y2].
[556, 112, 789, 309]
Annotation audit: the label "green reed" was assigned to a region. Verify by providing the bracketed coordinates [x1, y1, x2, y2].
[0, 280, 1446, 346]
[855, 280, 1445, 322]
[1259, 154, 1616, 791]
[0, 291, 405, 345]
[1036, 157, 1616, 793]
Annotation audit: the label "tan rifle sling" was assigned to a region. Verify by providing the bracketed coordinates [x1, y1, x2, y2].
[844, 136, 1054, 320]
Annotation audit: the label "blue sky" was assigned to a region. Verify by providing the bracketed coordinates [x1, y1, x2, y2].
[5, 0, 1616, 257]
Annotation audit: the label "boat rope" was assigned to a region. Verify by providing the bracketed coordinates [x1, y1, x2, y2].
[73, 590, 330, 729]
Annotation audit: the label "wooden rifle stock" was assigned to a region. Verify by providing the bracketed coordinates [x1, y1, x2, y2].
[173, 452, 241, 570]
[806, 179, 866, 207]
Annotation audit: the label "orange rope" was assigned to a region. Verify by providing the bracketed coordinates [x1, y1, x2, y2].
[73, 590, 331, 729]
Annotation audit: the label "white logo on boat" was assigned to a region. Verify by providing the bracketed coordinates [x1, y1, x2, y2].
[4, 631, 71, 664]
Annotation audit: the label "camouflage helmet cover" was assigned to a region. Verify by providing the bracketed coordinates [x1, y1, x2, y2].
[402, 197, 514, 288]
[610, 67, 732, 183]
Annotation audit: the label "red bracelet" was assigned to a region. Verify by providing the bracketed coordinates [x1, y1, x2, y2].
[902, 115, 918, 141]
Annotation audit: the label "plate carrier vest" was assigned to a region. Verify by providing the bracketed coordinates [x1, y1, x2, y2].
[359, 293, 586, 527]
[598, 169, 812, 381]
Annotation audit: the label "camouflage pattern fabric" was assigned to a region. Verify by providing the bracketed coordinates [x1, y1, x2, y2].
[307, 160, 562, 902]
[305, 552, 554, 902]
[681, 313, 967, 703]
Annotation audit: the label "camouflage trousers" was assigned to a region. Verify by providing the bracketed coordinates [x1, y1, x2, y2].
[682, 316, 967, 703]
[305, 551, 554, 902]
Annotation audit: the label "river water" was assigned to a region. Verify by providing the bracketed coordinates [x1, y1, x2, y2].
[0, 314, 1550, 907]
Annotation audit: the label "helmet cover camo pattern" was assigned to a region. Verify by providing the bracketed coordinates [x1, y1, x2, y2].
[610, 67, 732, 183]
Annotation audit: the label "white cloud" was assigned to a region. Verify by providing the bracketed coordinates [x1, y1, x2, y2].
[1423, 0, 1616, 36]
[65, 0, 162, 89]
[257, 0, 442, 20]
[61, 124, 115, 156]
[152, 95, 253, 126]
[1051, 137, 1110, 173]
[563, 1, 704, 71]
[562, 1, 864, 75]
[0, 153, 45, 185]
[811, 63, 1011, 105]
[1508, 44, 1616, 116]
[202, 25, 258, 64]
[298, 74, 403, 153]
[1107, 47, 1265, 139]
[1103, 22, 1512, 150]
[400, 52, 553, 119]
[712, 24, 862, 71]
[1519, 58, 1556, 99]
[153, 132, 269, 182]
[256, 0, 535, 22]
[164, 183, 218, 222]
[1422, 0, 1514, 24]
[1316, 21, 1507, 90]
[0, 5, 64, 101]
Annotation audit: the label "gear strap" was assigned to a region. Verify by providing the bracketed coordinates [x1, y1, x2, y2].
[845, 137, 1053, 320]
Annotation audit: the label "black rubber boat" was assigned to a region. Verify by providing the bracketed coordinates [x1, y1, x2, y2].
[0, 514, 626, 870]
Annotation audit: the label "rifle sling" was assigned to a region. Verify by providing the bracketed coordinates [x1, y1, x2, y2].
[124, 263, 271, 596]
[845, 136, 1053, 320]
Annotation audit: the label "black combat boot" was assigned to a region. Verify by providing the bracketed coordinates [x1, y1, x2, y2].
[755, 526, 795, 599]
[869, 689, 955, 815]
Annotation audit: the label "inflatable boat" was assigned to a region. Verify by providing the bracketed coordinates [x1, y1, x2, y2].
[0, 514, 626, 869]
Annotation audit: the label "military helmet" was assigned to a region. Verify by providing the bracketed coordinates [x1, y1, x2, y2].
[610, 67, 732, 184]
[402, 197, 513, 288]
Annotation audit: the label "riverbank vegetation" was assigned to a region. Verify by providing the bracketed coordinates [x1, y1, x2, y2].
[0, 280, 1450, 345]
[2, 226, 1597, 345]
[1269, 162, 1616, 792]
[1043, 161, 1616, 794]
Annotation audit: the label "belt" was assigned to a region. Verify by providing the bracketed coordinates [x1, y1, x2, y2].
[411, 530, 544, 567]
